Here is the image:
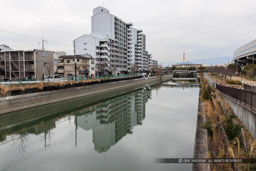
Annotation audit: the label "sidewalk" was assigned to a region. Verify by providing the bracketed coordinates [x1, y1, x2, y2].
[230, 76, 256, 86]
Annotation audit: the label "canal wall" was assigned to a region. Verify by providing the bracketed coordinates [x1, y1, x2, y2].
[222, 94, 256, 139]
[192, 90, 210, 171]
[0, 74, 172, 115]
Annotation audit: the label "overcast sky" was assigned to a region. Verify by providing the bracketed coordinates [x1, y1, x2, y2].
[1, 0, 256, 64]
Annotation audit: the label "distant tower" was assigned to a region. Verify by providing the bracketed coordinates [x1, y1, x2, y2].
[183, 52, 185, 62]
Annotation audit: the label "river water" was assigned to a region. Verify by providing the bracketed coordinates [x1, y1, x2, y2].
[0, 83, 199, 171]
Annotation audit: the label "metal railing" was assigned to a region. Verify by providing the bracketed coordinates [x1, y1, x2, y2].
[216, 84, 256, 110]
[0, 73, 143, 85]
[243, 84, 256, 92]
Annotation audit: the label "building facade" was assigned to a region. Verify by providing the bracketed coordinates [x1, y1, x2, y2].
[54, 52, 66, 74]
[0, 49, 54, 81]
[74, 6, 153, 75]
[76, 88, 151, 153]
[57, 54, 96, 77]
[233, 39, 256, 67]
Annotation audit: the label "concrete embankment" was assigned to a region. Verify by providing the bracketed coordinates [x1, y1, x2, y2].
[0, 74, 172, 115]
[192, 90, 210, 171]
[204, 72, 256, 139]
[222, 94, 256, 139]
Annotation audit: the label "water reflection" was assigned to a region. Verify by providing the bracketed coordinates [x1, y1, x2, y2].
[75, 88, 151, 153]
[0, 84, 200, 171]
[0, 87, 151, 153]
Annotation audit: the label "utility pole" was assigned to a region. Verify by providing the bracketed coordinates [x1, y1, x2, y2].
[42, 38, 47, 81]
[73, 40, 77, 81]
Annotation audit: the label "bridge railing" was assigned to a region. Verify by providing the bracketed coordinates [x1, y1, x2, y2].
[216, 84, 256, 110]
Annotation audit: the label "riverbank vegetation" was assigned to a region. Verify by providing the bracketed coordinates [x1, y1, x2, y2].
[226, 79, 242, 85]
[200, 75, 256, 170]
[0, 79, 101, 97]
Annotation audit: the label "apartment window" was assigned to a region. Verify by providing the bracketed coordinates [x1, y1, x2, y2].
[91, 67, 94, 70]
[84, 43, 87, 45]
[84, 48, 87, 50]
[91, 60, 95, 64]
[67, 60, 70, 63]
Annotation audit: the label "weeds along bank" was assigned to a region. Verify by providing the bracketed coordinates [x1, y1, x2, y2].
[0, 76, 143, 97]
[200, 74, 256, 171]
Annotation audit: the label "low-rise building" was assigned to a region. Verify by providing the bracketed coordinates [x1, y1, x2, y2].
[172, 62, 202, 69]
[57, 54, 96, 77]
[54, 52, 66, 74]
[0, 49, 54, 81]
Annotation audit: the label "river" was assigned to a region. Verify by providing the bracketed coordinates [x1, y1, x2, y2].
[0, 83, 199, 171]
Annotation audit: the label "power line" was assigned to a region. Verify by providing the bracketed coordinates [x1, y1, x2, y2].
[0, 29, 72, 50]
[0, 29, 40, 40]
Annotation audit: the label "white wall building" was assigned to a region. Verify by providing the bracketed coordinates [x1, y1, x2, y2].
[233, 39, 256, 67]
[74, 6, 153, 75]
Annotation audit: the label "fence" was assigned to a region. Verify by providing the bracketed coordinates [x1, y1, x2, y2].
[216, 84, 256, 111]
[0, 73, 142, 85]
[243, 84, 256, 92]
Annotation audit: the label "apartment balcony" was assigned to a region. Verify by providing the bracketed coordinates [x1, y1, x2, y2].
[25, 57, 34, 61]
[58, 69, 64, 73]
[58, 62, 64, 66]
[101, 44, 109, 49]
[101, 50, 110, 55]
[99, 56, 110, 61]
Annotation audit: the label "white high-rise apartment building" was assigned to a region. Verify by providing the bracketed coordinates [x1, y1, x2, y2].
[74, 6, 152, 75]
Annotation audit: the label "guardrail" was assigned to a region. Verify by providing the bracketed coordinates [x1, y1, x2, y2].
[216, 84, 256, 110]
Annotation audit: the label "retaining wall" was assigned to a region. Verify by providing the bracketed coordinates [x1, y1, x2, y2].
[222, 94, 256, 139]
[0, 74, 172, 115]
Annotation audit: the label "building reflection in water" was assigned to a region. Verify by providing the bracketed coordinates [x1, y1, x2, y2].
[75, 87, 151, 153]
[0, 87, 151, 153]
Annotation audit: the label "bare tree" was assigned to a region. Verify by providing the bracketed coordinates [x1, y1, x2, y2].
[226, 64, 236, 79]
[131, 63, 138, 74]
[151, 66, 157, 74]
[156, 65, 163, 75]
[45, 63, 53, 78]
[96, 58, 109, 76]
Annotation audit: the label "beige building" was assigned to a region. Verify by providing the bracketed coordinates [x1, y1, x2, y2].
[0, 49, 54, 81]
[54, 51, 66, 74]
[172, 62, 202, 69]
[57, 54, 96, 77]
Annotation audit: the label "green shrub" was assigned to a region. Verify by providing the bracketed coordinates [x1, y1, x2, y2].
[201, 119, 213, 137]
[223, 114, 242, 141]
[202, 85, 214, 100]
[226, 79, 242, 85]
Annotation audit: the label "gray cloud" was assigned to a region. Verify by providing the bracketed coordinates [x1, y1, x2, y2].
[0, 0, 256, 63]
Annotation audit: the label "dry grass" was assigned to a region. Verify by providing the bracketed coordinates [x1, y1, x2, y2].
[201, 75, 256, 170]
[0, 79, 102, 97]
